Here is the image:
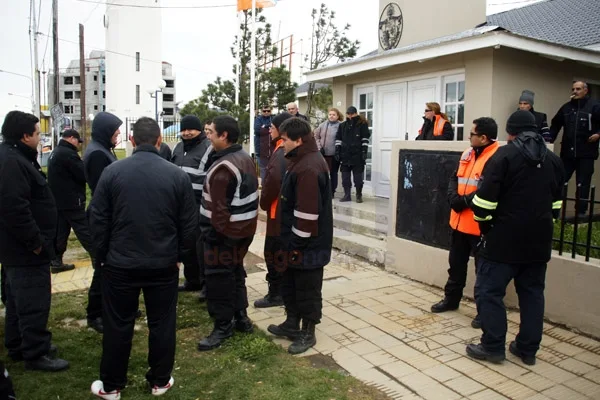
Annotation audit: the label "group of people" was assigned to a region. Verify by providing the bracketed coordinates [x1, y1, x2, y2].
[0, 109, 334, 399]
[430, 80, 599, 365]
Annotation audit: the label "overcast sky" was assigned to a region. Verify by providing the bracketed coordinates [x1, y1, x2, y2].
[0, 0, 544, 123]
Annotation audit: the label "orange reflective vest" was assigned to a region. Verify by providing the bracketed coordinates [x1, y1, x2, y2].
[269, 139, 284, 220]
[419, 115, 448, 137]
[449, 141, 500, 235]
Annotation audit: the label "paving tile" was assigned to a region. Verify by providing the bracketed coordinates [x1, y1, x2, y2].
[429, 333, 463, 346]
[369, 333, 403, 349]
[468, 389, 509, 400]
[446, 357, 487, 375]
[313, 332, 342, 355]
[542, 384, 590, 400]
[340, 318, 371, 331]
[328, 310, 358, 323]
[514, 372, 556, 392]
[444, 376, 486, 396]
[525, 395, 552, 400]
[346, 340, 381, 356]
[403, 354, 440, 370]
[416, 382, 462, 400]
[562, 376, 600, 398]
[529, 360, 577, 383]
[362, 350, 398, 367]
[386, 344, 424, 361]
[584, 368, 600, 382]
[407, 338, 443, 352]
[549, 342, 587, 357]
[493, 379, 536, 400]
[378, 360, 419, 379]
[574, 351, 600, 368]
[556, 357, 597, 375]
[318, 322, 349, 336]
[355, 326, 387, 341]
[331, 347, 360, 363]
[338, 355, 373, 375]
[468, 368, 509, 387]
[421, 364, 462, 383]
[331, 331, 363, 346]
[427, 347, 462, 363]
[399, 371, 439, 390]
[484, 359, 529, 379]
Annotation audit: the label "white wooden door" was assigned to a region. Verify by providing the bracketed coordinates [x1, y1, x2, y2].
[407, 78, 440, 140]
[374, 82, 407, 198]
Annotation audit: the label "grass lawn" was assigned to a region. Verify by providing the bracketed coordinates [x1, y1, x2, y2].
[0, 290, 388, 400]
[553, 220, 600, 259]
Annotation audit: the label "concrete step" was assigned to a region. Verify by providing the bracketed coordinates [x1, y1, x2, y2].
[333, 212, 387, 240]
[333, 227, 386, 265]
[333, 198, 389, 225]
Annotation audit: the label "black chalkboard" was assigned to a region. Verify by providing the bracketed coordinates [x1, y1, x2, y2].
[396, 149, 462, 250]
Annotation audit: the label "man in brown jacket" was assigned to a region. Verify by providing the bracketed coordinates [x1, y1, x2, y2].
[255, 112, 294, 308]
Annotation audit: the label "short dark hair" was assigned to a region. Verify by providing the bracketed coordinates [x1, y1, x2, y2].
[132, 117, 161, 146]
[279, 117, 312, 141]
[213, 115, 240, 143]
[1, 110, 39, 143]
[271, 112, 294, 130]
[204, 119, 212, 126]
[473, 117, 498, 140]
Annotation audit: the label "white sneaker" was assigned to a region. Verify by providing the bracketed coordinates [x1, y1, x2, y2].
[151, 376, 174, 396]
[91, 380, 121, 400]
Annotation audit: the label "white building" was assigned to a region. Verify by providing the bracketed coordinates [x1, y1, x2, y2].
[104, 0, 164, 145]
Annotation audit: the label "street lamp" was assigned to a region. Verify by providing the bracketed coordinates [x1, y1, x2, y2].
[147, 80, 167, 122]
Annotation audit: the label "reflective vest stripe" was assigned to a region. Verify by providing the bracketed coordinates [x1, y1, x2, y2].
[472, 195, 498, 210]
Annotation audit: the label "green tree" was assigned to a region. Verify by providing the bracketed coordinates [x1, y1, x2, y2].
[312, 85, 333, 122]
[305, 3, 360, 118]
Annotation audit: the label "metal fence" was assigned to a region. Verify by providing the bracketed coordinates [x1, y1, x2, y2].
[554, 182, 600, 261]
[125, 117, 181, 143]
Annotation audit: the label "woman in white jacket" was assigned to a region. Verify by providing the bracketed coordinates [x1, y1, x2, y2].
[314, 107, 343, 197]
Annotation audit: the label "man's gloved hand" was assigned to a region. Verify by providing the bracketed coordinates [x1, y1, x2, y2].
[361, 151, 367, 162]
[335, 147, 341, 162]
[478, 221, 493, 235]
[464, 192, 476, 207]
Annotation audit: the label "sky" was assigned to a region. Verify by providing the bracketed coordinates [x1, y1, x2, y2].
[0, 0, 545, 124]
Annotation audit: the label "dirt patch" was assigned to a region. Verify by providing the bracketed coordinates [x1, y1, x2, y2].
[305, 353, 348, 374]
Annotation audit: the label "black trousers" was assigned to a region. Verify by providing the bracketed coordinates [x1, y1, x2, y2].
[475, 257, 546, 356]
[183, 233, 204, 287]
[3, 264, 52, 361]
[87, 262, 102, 320]
[0, 361, 16, 400]
[341, 164, 364, 191]
[55, 208, 94, 258]
[563, 157, 595, 213]
[100, 266, 178, 392]
[203, 241, 251, 321]
[263, 235, 283, 288]
[281, 267, 324, 323]
[444, 230, 480, 305]
[323, 156, 340, 194]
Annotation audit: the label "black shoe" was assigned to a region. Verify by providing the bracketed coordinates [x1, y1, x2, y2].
[509, 341, 536, 365]
[466, 343, 505, 364]
[471, 315, 481, 329]
[254, 293, 284, 308]
[198, 286, 207, 302]
[288, 320, 317, 355]
[234, 310, 254, 334]
[87, 317, 103, 333]
[178, 281, 202, 292]
[431, 298, 459, 313]
[136, 309, 143, 319]
[267, 315, 301, 340]
[340, 192, 351, 202]
[197, 320, 234, 351]
[9, 344, 58, 362]
[355, 195, 363, 203]
[25, 355, 69, 372]
[50, 259, 75, 274]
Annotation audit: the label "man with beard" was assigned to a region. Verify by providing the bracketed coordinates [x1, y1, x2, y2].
[172, 115, 213, 301]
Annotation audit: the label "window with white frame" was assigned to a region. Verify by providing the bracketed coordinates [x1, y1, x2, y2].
[357, 90, 374, 182]
[443, 74, 465, 140]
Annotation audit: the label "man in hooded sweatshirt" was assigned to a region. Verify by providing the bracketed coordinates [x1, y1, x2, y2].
[172, 115, 212, 301]
[83, 111, 123, 334]
[466, 110, 565, 366]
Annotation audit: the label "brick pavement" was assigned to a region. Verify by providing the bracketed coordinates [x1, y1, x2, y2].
[54, 224, 600, 400]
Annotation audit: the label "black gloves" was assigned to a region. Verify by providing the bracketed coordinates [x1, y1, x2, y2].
[335, 146, 341, 162]
[361, 151, 367, 162]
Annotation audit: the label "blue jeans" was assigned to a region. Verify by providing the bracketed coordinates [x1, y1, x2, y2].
[475, 257, 547, 356]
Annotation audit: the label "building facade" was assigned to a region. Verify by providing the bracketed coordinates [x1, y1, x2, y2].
[305, 0, 600, 198]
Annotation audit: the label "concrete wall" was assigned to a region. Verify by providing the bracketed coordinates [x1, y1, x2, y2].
[378, 0, 486, 51]
[388, 140, 600, 337]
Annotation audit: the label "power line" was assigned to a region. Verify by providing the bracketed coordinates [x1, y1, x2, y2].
[75, 0, 236, 9]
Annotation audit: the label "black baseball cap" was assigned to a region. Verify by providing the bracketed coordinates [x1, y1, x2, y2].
[62, 129, 83, 143]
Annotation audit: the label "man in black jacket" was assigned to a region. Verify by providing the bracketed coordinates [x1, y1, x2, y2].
[467, 110, 565, 366]
[48, 129, 93, 274]
[172, 115, 213, 300]
[0, 110, 69, 372]
[267, 117, 333, 355]
[548, 81, 600, 217]
[335, 106, 370, 203]
[83, 111, 123, 334]
[197, 116, 258, 351]
[89, 117, 197, 398]
[517, 90, 550, 141]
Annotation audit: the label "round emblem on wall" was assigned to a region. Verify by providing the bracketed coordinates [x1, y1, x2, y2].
[379, 3, 403, 51]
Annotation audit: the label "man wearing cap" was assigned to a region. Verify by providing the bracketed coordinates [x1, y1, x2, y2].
[254, 105, 272, 181]
[47, 129, 94, 274]
[172, 115, 212, 299]
[466, 110, 565, 366]
[517, 90, 550, 141]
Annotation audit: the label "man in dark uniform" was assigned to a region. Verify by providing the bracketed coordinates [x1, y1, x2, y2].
[83, 111, 123, 333]
[172, 115, 212, 301]
[517, 90, 550, 140]
[0, 110, 69, 372]
[89, 117, 197, 398]
[254, 105, 272, 181]
[267, 117, 333, 355]
[197, 115, 258, 351]
[467, 111, 565, 365]
[47, 129, 94, 274]
[548, 81, 600, 217]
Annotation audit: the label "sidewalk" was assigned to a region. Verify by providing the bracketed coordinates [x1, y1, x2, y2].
[56, 223, 600, 400]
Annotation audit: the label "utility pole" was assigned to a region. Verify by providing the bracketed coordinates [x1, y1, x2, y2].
[52, 0, 59, 106]
[31, 0, 41, 118]
[79, 24, 87, 152]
